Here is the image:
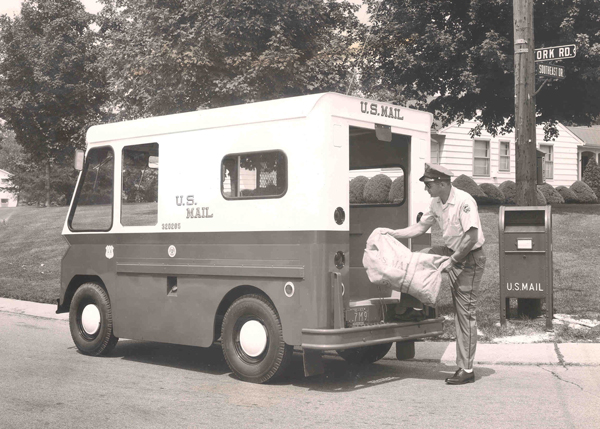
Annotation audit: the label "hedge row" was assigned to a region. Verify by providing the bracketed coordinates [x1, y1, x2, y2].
[350, 174, 404, 204]
[451, 174, 599, 205]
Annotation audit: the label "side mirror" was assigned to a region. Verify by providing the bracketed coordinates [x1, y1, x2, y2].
[74, 149, 84, 171]
[148, 155, 159, 169]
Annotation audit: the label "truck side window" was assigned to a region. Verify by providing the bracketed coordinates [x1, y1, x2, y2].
[69, 147, 114, 231]
[221, 150, 287, 199]
[349, 167, 405, 206]
[121, 143, 159, 226]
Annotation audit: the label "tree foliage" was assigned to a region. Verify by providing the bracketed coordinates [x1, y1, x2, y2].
[582, 158, 600, 199]
[0, 127, 25, 174]
[0, 0, 108, 205]
[361, 0, 600, 136]
[0, 128, 77, 205]
[98, 0, 362, 119]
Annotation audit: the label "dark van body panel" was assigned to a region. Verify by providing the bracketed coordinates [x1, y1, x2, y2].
[60, 231, 349, 347]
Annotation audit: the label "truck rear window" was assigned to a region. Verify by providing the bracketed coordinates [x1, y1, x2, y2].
[221, 150, 287, 199]
[69, 147, 114, 231]
[350, 167, 405, 206]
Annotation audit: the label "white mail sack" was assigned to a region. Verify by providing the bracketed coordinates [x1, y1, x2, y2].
[362, 228, 450, 307]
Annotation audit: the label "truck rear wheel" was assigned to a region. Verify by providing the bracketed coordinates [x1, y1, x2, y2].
[221, 294, 293, 383]
[69, 283, 118, 356]
[336, 342, 393, 364]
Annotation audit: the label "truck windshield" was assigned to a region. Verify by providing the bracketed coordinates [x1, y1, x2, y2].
[69, 147, 114, 231]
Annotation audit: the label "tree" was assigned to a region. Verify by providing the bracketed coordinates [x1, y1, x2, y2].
[0, 0, 108, 206]
[361, 0, 600, 136]
[582, 157, 600, 200]
[0, 126, 77, 205]
[97, 0, 362, 119]
[0, 126, 25, 174]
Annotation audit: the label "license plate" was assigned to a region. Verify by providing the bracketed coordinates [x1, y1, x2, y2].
[346, 306, 370, 326]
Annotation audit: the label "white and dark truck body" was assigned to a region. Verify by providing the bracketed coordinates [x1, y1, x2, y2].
[58, 93, 442, 383]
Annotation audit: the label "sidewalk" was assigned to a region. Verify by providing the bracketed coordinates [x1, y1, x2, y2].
[2, 297, 599, 366]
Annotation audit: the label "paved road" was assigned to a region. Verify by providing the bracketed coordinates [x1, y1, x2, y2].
[1, 310, 600, 429]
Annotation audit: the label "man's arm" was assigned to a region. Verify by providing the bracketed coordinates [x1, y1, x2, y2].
[381, 222, 430, 240]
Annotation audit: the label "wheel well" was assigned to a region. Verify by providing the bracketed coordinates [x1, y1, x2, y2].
[213, 285, 274, 342]
[60, 275, 107, 313]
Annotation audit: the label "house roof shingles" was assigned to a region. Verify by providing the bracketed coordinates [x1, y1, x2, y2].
[566, 125, 600, 148]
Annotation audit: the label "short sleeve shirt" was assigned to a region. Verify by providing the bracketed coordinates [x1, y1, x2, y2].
[418, 187, 485, 251]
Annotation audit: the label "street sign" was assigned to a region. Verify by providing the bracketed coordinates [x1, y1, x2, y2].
[535, 44, 576, 62]
[537, 63, 565, 79]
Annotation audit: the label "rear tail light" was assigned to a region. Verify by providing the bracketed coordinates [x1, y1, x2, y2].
[334, 251, 345, 269]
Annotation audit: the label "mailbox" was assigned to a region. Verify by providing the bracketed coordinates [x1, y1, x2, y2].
[499, 206, 553, 329]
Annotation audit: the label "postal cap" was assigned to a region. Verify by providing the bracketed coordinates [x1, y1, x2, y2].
[419, 163, 454, 182]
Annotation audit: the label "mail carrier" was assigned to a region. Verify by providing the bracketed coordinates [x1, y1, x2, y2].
[57, 93, 443, 383]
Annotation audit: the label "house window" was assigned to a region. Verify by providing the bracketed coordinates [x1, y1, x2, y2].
[431, 141, 440, 165]
[540, 145, 554, 179]
[499, 141, 510, 172]
[473, 140, 490, 176]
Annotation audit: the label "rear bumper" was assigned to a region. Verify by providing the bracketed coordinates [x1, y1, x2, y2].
[301, 317, 444, 351]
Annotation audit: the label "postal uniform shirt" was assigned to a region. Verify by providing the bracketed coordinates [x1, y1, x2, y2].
[419, 186, 485, 251]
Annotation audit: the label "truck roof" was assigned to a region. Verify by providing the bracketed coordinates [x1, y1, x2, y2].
[86, 92, 433, 144]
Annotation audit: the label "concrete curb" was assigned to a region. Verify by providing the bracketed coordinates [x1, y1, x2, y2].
[2, 297, 599, 366]
[409, 341, 600, 366]
[0, 297, 68, 321]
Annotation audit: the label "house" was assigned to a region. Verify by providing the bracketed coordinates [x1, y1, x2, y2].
[565, 125, 600, 179]
[0, 169, 18, 207]
[431, 120, 584, 187]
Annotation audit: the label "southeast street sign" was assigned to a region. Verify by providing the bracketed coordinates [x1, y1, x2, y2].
[537, 63, 565, 79]
[535, 44, 576, 62]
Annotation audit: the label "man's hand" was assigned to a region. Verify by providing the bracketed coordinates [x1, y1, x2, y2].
[441, 257, 463, 284]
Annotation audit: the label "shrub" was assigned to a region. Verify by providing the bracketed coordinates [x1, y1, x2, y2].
[538, 183, 564, 205]
[363, 174, 392, 203]
[536, 188, 547, 205]
[556, 185, 578, 203]
[479, 183, 505, 205]
[582, 158, 600, 200]
[498, 180, 545, 205]
[388, 176, 404, 203]
[452, 175, 487, 204]
[570, 180, 599, 204]
[349, 176, 369, 203]
[499, 181, 517, 205]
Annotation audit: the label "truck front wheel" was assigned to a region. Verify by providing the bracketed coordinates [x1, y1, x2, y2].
[221, 294, 293, 383]
[69, 283, 118, 356]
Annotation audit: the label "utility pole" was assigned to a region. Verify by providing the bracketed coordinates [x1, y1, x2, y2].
[514, 0, 541, 318]
[513, 0, 537, 206]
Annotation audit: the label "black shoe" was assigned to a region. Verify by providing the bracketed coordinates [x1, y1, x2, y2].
[445, 368, 475, 385]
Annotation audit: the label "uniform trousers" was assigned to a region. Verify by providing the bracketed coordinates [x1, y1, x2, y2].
[428, 246, 486, 369]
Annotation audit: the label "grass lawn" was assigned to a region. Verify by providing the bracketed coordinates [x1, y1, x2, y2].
[0, 206, 69, 303]
[1, 204, 599, 342]
[432, 204, 600, 343]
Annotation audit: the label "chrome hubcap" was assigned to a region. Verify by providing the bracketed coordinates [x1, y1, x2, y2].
[239, 320, 268, 357]
[81, 304, 101, 335]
